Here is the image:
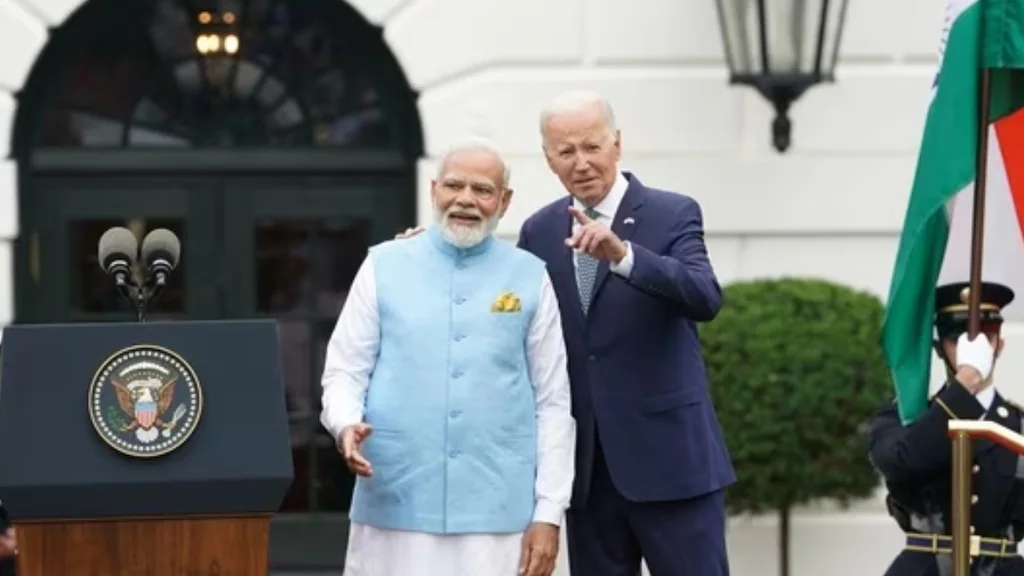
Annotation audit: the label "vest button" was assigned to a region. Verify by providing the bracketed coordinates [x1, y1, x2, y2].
[449, 450, 459, 458]
[589, 355, 597, 361]
[454, 296, 465, 304]
[449, 410, 461, 418]
[454, 334, 465, 342]
[453, 371, 463, 379]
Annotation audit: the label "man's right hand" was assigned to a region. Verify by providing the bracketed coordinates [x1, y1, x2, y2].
[0, 528, 16, 557]
[395, 226, 425, 240]
[956, 333, 995, 393]
[339, 423, 374, 477]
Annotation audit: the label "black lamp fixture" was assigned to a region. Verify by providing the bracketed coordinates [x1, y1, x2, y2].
[715, 0, 850, 152]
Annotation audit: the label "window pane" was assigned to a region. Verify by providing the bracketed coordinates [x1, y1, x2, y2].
[255, 220, 312, 314]
[40, 0, 401, 149]
[43, 112, 125, 148]
[311, 218, 369, 316]
[255, 217, 369, 316]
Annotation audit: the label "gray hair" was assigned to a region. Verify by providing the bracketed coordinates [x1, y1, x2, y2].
[435, 137, 511, 188]
[539, 90, 618, 136]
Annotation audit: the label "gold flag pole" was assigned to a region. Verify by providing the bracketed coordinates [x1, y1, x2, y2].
[951, 60, 993, 576]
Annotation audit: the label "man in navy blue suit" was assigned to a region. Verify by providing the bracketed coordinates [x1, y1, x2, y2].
[518, 91, 735, 576]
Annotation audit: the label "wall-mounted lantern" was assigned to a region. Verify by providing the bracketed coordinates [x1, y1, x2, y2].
[715, 0, 850, 152]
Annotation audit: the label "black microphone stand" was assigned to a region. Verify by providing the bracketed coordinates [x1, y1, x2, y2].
[133, 285, 149, 323]
[114, 273, 163, 323]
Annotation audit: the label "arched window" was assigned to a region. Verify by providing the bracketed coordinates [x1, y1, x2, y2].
[35, 0, 411, 149]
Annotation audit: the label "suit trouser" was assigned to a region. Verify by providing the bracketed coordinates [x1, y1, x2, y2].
[566, 432, 729, 576]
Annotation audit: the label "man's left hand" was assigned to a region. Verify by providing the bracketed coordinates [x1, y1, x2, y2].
[518, 522, 559, 576]
[566, 206, 627, 263]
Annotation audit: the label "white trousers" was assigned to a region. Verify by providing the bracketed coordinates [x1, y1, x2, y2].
[343, 522, 524, 576]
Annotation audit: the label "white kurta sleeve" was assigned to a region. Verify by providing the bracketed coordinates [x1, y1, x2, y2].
[609, 241, 635, 278]
[526, 271, 576, 526]
[319, 255, 381, 442]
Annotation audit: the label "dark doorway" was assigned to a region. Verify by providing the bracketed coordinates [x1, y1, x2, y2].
[12, 0, 422, 570]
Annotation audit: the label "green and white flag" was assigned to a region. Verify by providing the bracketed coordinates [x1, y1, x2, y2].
[882, 0, 1024, 423]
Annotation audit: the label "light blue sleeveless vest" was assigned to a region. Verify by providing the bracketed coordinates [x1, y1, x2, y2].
[349, 226, 547, 534]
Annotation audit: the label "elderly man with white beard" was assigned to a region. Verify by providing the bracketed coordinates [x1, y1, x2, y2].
[320, 138, 576, 576]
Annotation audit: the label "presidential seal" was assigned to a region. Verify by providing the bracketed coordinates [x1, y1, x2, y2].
[88, 345, 203, 458]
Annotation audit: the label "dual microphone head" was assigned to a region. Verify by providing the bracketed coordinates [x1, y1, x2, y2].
[97, 227, 181, 288]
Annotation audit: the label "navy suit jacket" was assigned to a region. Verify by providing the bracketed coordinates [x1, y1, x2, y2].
[518, 173, 736, 505]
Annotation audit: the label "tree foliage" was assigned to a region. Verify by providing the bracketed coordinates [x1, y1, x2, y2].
[701, 278, 891, 515]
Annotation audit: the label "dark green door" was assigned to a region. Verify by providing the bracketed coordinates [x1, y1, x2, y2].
[21, 175, 409, 570]
[220, 178, 410, 569]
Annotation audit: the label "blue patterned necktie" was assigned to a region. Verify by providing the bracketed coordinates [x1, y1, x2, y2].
[576, 207, 602, 314]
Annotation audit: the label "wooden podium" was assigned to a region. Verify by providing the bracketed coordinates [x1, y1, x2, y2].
[16, 516, 271, 574]
[0, 320, 294, 576]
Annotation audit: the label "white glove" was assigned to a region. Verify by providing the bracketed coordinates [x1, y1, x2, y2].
[956, 333, 995, 381]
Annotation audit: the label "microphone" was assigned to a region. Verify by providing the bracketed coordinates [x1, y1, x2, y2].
[141, 228, 181, 287]
[97, 227, 139, 287]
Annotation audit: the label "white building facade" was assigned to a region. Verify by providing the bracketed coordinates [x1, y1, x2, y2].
[0, 0, 1014, 574]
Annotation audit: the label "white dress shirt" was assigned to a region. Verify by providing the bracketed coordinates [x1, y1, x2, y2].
[573, 171, 634, 281]
[976, 385, 995, 412]
[320, 254, 576, 576]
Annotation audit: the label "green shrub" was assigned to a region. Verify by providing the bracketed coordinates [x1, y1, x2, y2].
[701, 278, 891, 576]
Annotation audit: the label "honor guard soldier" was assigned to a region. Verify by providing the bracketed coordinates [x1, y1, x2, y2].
[870, 281, 1024, 576]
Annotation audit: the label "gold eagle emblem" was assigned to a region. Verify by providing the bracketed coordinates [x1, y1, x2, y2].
[112, 376, 182, 437]
[89, 345, 203, 458]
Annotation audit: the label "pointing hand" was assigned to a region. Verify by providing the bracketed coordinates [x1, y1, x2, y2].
[565, 206, 627, 263]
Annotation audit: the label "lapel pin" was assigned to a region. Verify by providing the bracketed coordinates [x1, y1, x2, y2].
[998, 405, 1009, 418]
[623, 217, 635, 226]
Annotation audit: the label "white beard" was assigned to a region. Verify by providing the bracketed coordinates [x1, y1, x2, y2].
[435, 207, 499, 248]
